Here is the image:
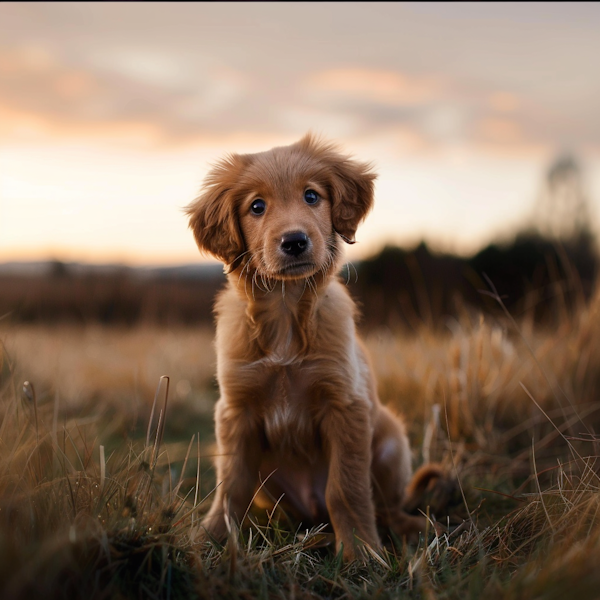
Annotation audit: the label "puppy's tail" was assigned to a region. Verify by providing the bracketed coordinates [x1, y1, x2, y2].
[403, 463, 456, 515]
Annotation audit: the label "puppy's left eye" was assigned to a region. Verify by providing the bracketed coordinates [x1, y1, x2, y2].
[250, 199, 266, 215]
[304, 189, 319, 205]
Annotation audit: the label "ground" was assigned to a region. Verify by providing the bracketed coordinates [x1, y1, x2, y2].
[1, 289, 600, 599]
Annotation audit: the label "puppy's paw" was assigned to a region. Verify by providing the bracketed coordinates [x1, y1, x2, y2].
[337, 538, 383, 565]
[190, 515, 229, 546]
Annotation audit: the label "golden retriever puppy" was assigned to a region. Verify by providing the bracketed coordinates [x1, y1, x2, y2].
[186, 134, 441, 561]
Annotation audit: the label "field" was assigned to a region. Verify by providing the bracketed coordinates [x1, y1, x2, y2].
[2, 285, 600, 599]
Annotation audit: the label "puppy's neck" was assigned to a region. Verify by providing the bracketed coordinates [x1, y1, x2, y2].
[229, 271, 327, 363]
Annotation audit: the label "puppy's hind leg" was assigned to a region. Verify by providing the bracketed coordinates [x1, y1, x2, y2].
[371, 405, 443, 542]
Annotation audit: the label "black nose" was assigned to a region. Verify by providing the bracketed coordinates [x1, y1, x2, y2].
[280, 231, 309, 257]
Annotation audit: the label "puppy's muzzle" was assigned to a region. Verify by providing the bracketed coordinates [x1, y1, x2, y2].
[280, 231, 310, 257]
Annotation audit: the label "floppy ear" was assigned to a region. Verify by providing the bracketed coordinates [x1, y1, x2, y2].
[185, 153, 249, 268]
[296, 132, 377, 245]
[327, 156, 376, 244]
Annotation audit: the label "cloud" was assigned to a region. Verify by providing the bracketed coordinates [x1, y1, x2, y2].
[1, 1, 600, 159]
[488, 92, 520, 113]
[0, 45, 561, 161]
[295, 67, 554, 157]
[307, 68, 442, 106]
[0, 44, 272, 147]
[477, 118, 522, 144]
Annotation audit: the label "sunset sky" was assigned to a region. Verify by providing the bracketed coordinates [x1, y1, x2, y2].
[1, 2, 600, 266]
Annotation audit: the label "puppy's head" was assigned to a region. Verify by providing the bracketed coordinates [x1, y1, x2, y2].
[186, 134, 376, 280]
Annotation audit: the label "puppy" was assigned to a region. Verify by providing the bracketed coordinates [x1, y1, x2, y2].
[186, 134, 441, 561]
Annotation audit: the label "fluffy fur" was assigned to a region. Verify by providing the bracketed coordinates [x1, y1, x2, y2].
[186, 134, 441, 561]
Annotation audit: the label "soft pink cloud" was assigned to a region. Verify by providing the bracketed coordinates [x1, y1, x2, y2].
[488, 92, 520, 113]
[308, 68, 443, 106]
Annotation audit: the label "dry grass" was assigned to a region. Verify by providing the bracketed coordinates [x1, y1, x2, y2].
[0, 324, 218, 446]
[2, 286, 600, 598]
[0, 323, 216, 410]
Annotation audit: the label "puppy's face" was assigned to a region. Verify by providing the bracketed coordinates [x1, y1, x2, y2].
[238, 153, 338, 281]
[187, 134, 376, 282]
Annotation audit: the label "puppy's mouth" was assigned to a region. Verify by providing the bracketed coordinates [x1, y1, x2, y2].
[275, 262, 317, 278]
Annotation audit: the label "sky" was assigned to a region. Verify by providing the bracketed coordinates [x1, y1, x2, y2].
[1, 2, 600, 266]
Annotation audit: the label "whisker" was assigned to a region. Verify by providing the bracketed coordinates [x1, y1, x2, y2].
[233, 249, 251, 265]
[254, 272, 267, 293]
[323, 258, 329, 274]
[306, 275, 318, 298]
[348, 261, 358, 284]
[257, 257, 276, 294]
[264, 273, 276, 294]
[344, 263, 351, 285]
[299, 277, 308, 300]
[239, 253, 256, 300]
[251, 271, 257, 300]
[238, 253, 253, 286]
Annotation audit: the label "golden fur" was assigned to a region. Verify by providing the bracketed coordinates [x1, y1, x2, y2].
[186, 134, 440, 561]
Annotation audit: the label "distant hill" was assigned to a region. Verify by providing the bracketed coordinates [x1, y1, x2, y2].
[0, 260, 224, 279]
[0, 260, 227, 326]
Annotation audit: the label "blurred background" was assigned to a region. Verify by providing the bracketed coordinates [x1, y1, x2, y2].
[1, 2, 600, 425]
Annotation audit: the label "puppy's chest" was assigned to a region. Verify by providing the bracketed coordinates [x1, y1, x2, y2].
[260, 365, 317, 453]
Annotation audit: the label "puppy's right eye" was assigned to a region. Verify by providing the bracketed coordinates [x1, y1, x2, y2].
[250, 199, 266, 215]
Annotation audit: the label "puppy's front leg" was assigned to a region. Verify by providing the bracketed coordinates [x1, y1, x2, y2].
[199, 400, 261, 543]
[322, 403, 380, 561]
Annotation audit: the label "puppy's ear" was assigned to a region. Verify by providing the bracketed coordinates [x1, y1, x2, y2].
[328, 157, 376, 244]
[185, 153, 250, 268]
[299, 132, 376, 244]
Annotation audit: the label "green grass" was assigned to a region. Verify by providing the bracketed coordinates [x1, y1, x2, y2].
[2, 288, 600, 598]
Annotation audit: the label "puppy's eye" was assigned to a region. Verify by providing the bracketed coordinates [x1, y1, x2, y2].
[250, 199, 266, 215]
[304, 189, 319, 205]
